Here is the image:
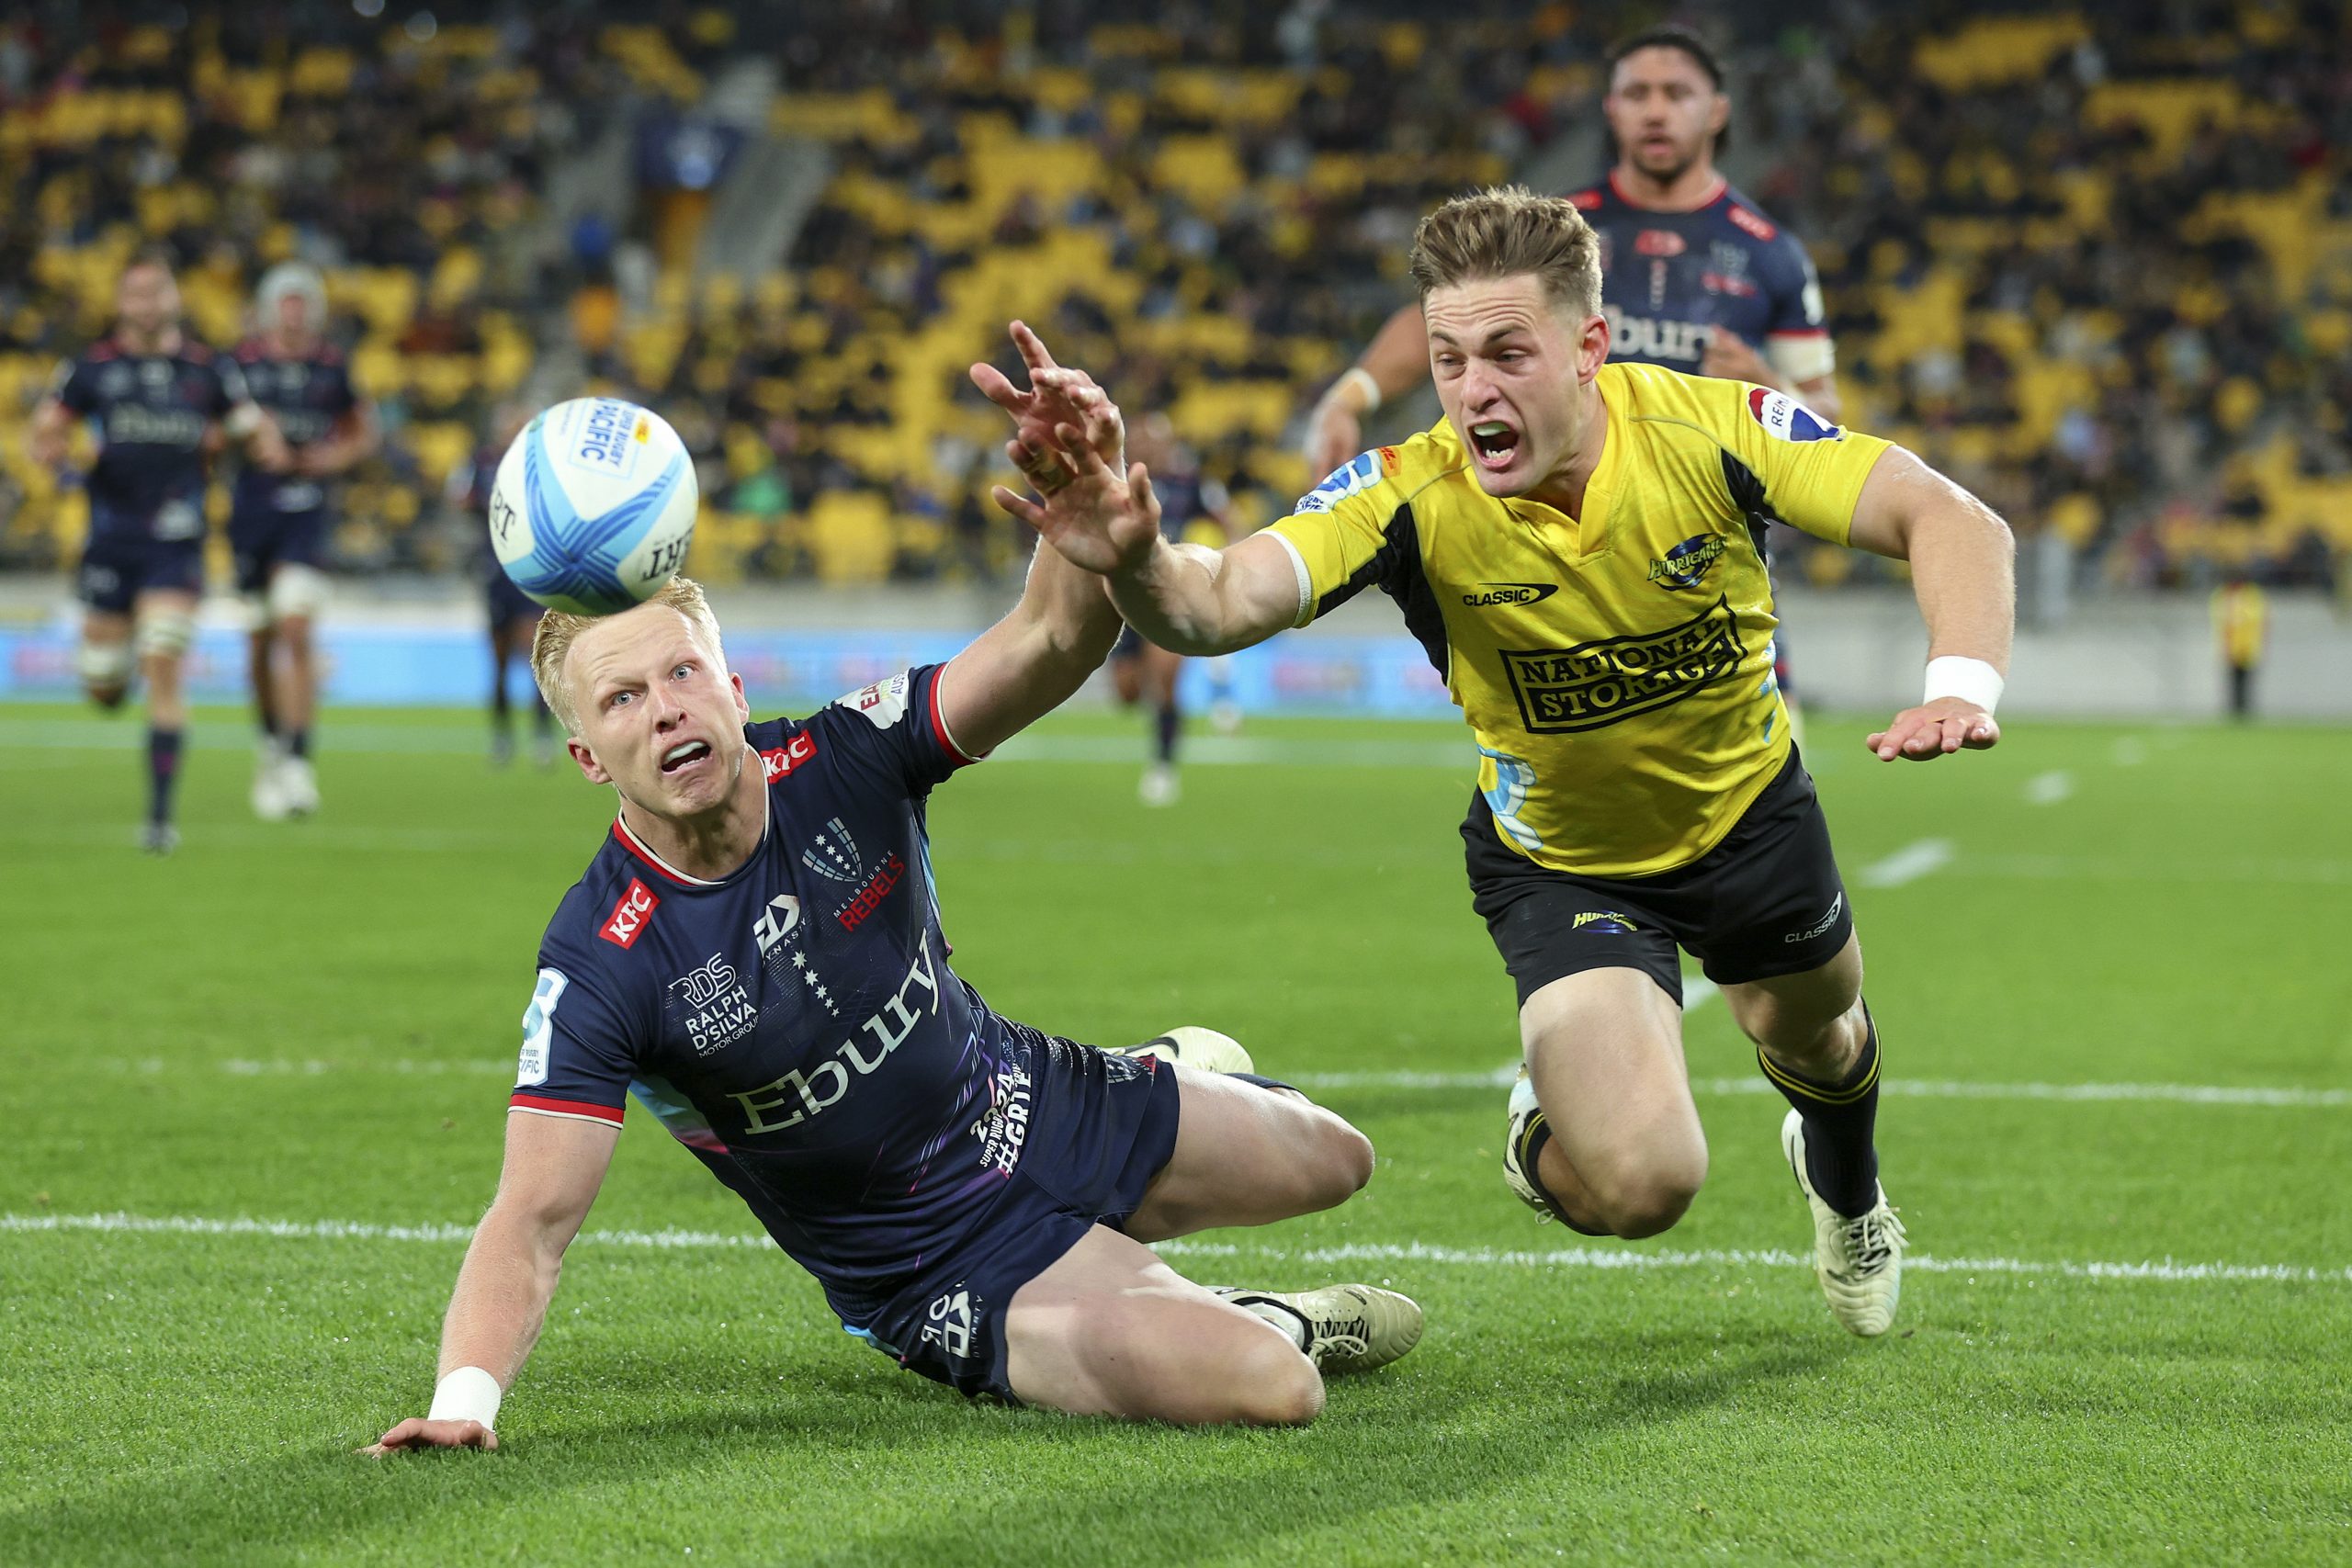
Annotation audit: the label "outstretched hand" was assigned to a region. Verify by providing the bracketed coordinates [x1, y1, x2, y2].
[1866, 698, 2000, 761]
[356, 1416, 498, 1457]
[969, 321, 1161, 577]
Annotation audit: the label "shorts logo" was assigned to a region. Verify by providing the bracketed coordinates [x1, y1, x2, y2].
[760, 730, 818, 781]
[1648, 535, 1727, 590]
[1573, 911, 1639, 934]
[922, 1286, 978, 1362]
[600, 878, 659, 948]
[1291, 447, 1396, 514]
[1747, 385, 1842, 443]
[1784, 892, 1844, 945]
[669, 952, 755, 1056]
[1463, 581, 1558, 608]
[800, 818, 864, 883]
[1499, 596, 1746, 734]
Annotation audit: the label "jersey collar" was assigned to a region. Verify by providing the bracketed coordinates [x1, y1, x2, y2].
[611, 767, 771, 888]
[1606, 169, 1728, 214]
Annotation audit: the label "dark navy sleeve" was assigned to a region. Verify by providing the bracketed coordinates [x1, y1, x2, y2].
[803, 663, 981, 800]
[51, 356, 97, 415]
[1760, 231, 1828, 339]
[210, 355, 250, 414]
[508, 936, 645, 1129]
[324, 360, 358, 417]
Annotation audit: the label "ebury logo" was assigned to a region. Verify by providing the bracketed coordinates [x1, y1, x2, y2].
[1573, 911, 1639, 934]
[1499, 597, 1745, 734]
[600, 878, 659, 948]
[1648, 535, 1727, 590]
[760, 730, 817, 781]
[1463, 581, 1559, 608]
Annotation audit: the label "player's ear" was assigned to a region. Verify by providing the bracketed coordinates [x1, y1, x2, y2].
[729, 671, 750, 721]
[1579, 312, 1611, 380]
[570, 737, 609, 784]
[1707, 92, 1729, 141]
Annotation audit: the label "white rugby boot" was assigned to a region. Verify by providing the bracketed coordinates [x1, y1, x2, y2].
[1111, 1026, 1253, 1076]
[1781, 1109, 1906, 1337]
[138, 821, 180, 855]
[1212, 1284, 1423, 1373]
[1138, 762, 1180, 807]
[277, 754, 320, 817]
[252, 739, 291, 821]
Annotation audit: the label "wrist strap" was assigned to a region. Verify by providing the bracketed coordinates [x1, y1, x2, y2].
[1335, 366, 1383, 415]
[1923, 655, 2004, 714]
[428, 1365, 503, 1430]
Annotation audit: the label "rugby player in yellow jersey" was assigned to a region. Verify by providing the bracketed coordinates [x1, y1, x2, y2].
[993, 187, 2015, 1337]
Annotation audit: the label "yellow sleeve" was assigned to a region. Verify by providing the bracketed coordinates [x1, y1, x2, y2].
[1707, 380, 1893, 547]
[1264, 446, 1414, 629]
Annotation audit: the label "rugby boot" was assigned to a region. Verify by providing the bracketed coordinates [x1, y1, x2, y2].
[1213, 1284, 1423, 1373]
[1113, 1026, 1254, 1076]
[1781, 1109, 1906, 1337]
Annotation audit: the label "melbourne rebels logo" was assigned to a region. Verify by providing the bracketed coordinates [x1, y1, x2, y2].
[800, 818, 864, 883]
[1499, 597, 1746, 734]
[1746, 386, 1843, 443]
[1648, 534, 1727, 590]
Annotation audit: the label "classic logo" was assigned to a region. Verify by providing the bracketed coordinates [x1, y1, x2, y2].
[600, 877, 659, 948]
[760, 730, 818, 782]
[1648, 534, 1728, 590]
[1784, 892, 1844, 945]
[800, 817, 864, 883]
[1498, 596, 1746, 733]
[1747, 385, 1842, 443]
[1463, 581, 1559, 608]
[753, 893, 802, 954]
[1572, 911, 1639, 934]
[836, 852, 907, 932]
[669, 952, 755, 1055]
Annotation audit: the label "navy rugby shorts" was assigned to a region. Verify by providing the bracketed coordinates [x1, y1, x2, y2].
[842, 1028, 1182, 1404]
[1464, 749, 1855, 1008]
[77, 529, 204, 614]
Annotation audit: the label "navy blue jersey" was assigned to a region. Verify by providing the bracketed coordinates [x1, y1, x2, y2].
[231, 341, 358, 518]
[1572, 174, 1833, 384]
[51, 337, 246, 537]
[513, 663, 1052, 1322]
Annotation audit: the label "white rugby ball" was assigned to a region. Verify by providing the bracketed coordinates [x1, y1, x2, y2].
[490, 398, 698, 615]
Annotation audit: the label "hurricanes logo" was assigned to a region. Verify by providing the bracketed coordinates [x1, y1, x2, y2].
[1648, 535, 1726, 590]
[1572, 911, 1639, 934]
[1499, 597, 1745, 734]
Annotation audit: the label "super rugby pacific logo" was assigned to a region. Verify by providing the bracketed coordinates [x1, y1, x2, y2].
[1463, 582, 1559, 609]
[1648, 535, 1727, 590]
[1746, 386, 1843, 443]
[1292, 446, 1399, 514]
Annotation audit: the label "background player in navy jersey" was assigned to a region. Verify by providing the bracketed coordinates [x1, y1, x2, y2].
[457, 405, 556, 766]
[364, 329, 1420, 1453]
[1107, 412, 1234, 807]
[27, 249, 286, 852]
[232, 262, 379, 820]
[1306, 26, 1837, 734]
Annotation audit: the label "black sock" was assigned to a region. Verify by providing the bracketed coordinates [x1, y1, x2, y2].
[1226, 1070, 1301, 1096]
[1759, 1003, 1882, 1218]
[146, 727, 183, 826]
[258, 711, 279, 742]
[1154, 702, 1180, 764]
[287, 728, 311, 760]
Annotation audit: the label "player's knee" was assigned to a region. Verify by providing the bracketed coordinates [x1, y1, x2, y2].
[1587, 1149, 1706, 1239]
[1224, 1333, 1325, 1427]
[267, 563, 331, 625]
[78, 640, 132, 705]
[1329, 1121, 1375, 1199]
[135, 609, 195, 663]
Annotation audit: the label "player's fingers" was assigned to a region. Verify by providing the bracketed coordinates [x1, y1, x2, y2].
[1011, 320, 1060, 376]
[1962, 716, 2002, 749]
[968, 363, 1028, 412]
[1129, 461, 1160, 525]
[990, 484, 1049, 530]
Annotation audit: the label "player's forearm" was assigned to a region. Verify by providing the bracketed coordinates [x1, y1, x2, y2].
[1107, 538, 1264, 658]
[1353, 303, 1430, 406]
[1905, 493, 2016, 670]
[1013, 534, 1125, 671]
[435, 1204, 566, 1388]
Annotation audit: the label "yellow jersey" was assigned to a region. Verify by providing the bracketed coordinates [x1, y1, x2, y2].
[1267, 362, 1891, 876]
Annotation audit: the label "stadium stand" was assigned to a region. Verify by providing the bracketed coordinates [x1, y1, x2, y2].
[1, 4, 2346, 594]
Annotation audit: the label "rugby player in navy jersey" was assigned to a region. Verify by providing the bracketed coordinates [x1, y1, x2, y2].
[232, 262, 379, 820]
[28, 250, 287, 852]
[1107, 413, 1234, 807]
[1306, 27, 1836, 733]
[363, 328, 1420, 1453]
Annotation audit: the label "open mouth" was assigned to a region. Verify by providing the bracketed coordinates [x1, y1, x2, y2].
[660, 739, 712, 775]
[1469, 421, 1521, 471]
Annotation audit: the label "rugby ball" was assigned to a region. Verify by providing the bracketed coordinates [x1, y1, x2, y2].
[490, 398, 698, 615]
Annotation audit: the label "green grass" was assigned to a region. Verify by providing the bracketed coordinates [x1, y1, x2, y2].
[2, 702, 2347, 1565]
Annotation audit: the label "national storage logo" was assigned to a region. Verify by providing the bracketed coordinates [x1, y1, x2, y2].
[1498, 596, 1745, 733]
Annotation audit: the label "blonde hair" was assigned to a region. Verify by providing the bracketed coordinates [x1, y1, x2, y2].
[530, 576, 727, 733]
[1408, 185, 1603, 319]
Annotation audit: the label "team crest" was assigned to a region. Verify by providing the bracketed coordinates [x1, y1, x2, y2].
[1648, 535, 1728, 590]
[800, 818, 864, 883]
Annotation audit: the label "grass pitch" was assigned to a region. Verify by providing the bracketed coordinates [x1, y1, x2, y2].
[1, 702, 2346, 1565]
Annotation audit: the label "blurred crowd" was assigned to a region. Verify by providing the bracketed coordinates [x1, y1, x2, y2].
[0, 2, 2346, 595]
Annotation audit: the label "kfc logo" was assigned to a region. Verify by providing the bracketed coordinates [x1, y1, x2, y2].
[761, 730, 819, 782]
[601, 878, 660, 948]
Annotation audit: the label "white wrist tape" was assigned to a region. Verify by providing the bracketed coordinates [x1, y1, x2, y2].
[1924, 655, 2004, 714]
[1335, 366, 1383, 414]
[427, 1365, 503, 1430]
[224, 402, 263, 438]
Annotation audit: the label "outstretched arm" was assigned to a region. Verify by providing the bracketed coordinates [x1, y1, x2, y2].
[1304, 300, 1428, 477]
[360, 1110, 617, 1455]
[1844, 446, 2017, 761]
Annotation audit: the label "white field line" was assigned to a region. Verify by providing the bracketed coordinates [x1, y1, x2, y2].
[2023, 770, 2075, 805]
[1857, 838, 1954, 888]
[77, 1055, 2349, 1108]
[4, 1210, 2344, 1287]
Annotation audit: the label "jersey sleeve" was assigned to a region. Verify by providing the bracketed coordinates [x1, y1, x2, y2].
[50, 357, 97, 414]
[1759, 236, 1835, 385]
[1709, 379, 1892, 547]
[805, 662, 979, 799]
[508, 955, 640, 1127]
[324, 361, 359, 417]
[1264, 447, 1415, 628]
[211, 355, 251, 412]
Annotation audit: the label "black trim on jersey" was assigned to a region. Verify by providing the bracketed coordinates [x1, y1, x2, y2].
[1312, 502, 1448, 679]
[1721, 451, 1779, 563]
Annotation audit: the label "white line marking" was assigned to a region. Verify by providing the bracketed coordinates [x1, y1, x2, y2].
[1857, 838, 1954, 888]
[1683, 976, 1721, 1012]
[5, 1210, 2342, 1287]
[2023, 771, 2075, 805]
